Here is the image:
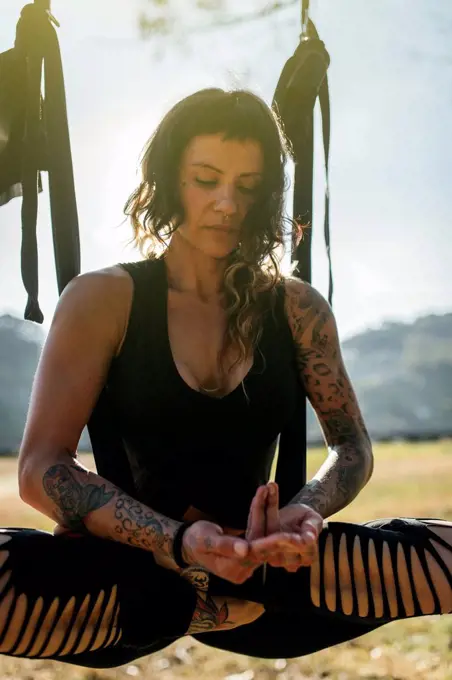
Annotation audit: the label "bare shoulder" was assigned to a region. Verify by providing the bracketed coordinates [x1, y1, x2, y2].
[53, 264, 134, 356]
[62, 265, 133, 303]
[64, 264, 132, 292]
[282, 275, 335, 342]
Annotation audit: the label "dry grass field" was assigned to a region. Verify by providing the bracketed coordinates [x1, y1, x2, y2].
[0, 440, 451, 679]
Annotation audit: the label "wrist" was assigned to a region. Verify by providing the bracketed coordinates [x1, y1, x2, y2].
[288, 496, 326, 518]
[172, 521, 195, 568]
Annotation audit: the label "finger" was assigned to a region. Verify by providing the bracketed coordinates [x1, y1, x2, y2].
[265, 482, 280, 535]
[246, 485, 268, 541]
[300, 514, 324, 544]
[270, 552, 303, 570]
[251, 532, 304, 555]
[260, 532, 319, 568]
[249, 541, 302, 566]
[265, 551, 287, 568]
[262, 552, 302, 571]
[200, 533, 250, 559]
[300, 544, 318, 566]
[266, 550, 310, 571]
[283, 554, 305, 572]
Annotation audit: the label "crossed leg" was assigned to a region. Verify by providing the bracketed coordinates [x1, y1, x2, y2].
[198, 517, 452, 660]
[309, 518, 452, 624]
[0, 518, 450, 668]
[0, 530, 123, 660]
[0, 528, 263, 667]
[0, 528, 201, 667]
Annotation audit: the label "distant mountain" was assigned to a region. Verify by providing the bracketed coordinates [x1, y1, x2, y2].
[0, 312, 451, 454]
[0, 315, 90, 454]
[0, 316, 44, 453]
[307, 313, 452, 442]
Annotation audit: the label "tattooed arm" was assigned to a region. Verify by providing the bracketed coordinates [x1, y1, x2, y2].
[17, 269, 257, 584]
[284, 278, 374, 518]
[16, 270, 184, 567]
[21, 450, 182, 565]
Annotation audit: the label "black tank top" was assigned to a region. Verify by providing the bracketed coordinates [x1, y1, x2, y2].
[106, 258, 300, 529]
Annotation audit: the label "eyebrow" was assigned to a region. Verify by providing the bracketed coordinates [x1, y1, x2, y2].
[191, 162, 262, 177]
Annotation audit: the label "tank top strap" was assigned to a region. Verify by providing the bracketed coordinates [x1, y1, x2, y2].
[119, 257, 166, 304]
[115, 257, 167, 361]
[268, 278, 296, 359]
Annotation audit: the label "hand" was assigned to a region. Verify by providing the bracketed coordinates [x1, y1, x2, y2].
[248, 482, 324, 572]
[182, 520, 262, 584]
[53, 523, 70, 536]
[53, 523, 86, 537]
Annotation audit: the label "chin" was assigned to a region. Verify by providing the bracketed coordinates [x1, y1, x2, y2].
[205, 246, 237, 261]
[199, 237, 240, 261]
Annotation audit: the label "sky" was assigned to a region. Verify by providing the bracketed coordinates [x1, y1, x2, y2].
[0, 0, 451, 339]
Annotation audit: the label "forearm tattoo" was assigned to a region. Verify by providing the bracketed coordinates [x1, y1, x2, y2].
[42, 463, 178, 558]
[285, 280, 374, 518]
[291, 440, 371, 518]
[43, 463, 114, 532]
[113, 492, 175, 556]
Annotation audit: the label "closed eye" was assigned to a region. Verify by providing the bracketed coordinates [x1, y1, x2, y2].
[195, 178, 259, 195]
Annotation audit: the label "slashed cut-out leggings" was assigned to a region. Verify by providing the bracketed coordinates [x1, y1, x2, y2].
[0, 516, 451, 667]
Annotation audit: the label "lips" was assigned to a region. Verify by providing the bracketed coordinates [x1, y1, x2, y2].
[205, 225, 238, 232]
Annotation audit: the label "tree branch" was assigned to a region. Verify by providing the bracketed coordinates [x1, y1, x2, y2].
[139, 0, 300, 39]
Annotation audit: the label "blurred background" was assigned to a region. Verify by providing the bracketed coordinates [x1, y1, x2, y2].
[0, 1, 451, 678]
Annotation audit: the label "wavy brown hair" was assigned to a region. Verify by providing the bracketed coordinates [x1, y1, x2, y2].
[124, 88, 297, 377]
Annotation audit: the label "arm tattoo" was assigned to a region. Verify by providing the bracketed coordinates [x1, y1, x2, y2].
[114, 492, 175, 556]
[43, 463, 114, 531]
[285, 280, 374, 518]
[291, 436, 371, 517]
[42, 462, 179, 558]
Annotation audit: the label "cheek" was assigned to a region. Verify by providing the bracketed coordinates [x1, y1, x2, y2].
[180, 185, 206, 219]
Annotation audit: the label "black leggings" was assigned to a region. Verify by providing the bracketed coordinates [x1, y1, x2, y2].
[0, 516, 451, 668]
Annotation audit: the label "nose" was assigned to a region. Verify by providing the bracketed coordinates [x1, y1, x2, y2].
[214, 185, 238, 217]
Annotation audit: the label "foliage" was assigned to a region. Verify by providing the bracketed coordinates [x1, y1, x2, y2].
[138, 0, 299, 38]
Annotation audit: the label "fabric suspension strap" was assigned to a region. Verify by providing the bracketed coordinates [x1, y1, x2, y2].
[270, 4, 332, 502]
[0, 1, 80, 323]
[272, 14, 332, 304]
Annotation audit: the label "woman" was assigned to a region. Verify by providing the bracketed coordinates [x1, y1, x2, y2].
[0, 88, 450, 668]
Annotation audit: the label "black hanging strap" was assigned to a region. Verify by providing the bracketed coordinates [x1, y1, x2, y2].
[0, 1, 136, 496]
[18, 27, 44, 323]
[310, 19, 333, 305]
[319, 73, 333, 304]
[272, 18, 332, 304]
[301, 0, 310, 35]
[270, 12, 332, 503]
[0, 1, 80, 323]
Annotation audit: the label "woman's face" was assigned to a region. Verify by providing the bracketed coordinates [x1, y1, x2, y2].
[177, 133, 264, 259]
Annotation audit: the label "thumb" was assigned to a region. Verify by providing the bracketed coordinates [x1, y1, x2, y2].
[246, 485, 268, 541]
[201, 531, 249, 559]
[300, 513, 324, 543]
[265, 482, 280, 535]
